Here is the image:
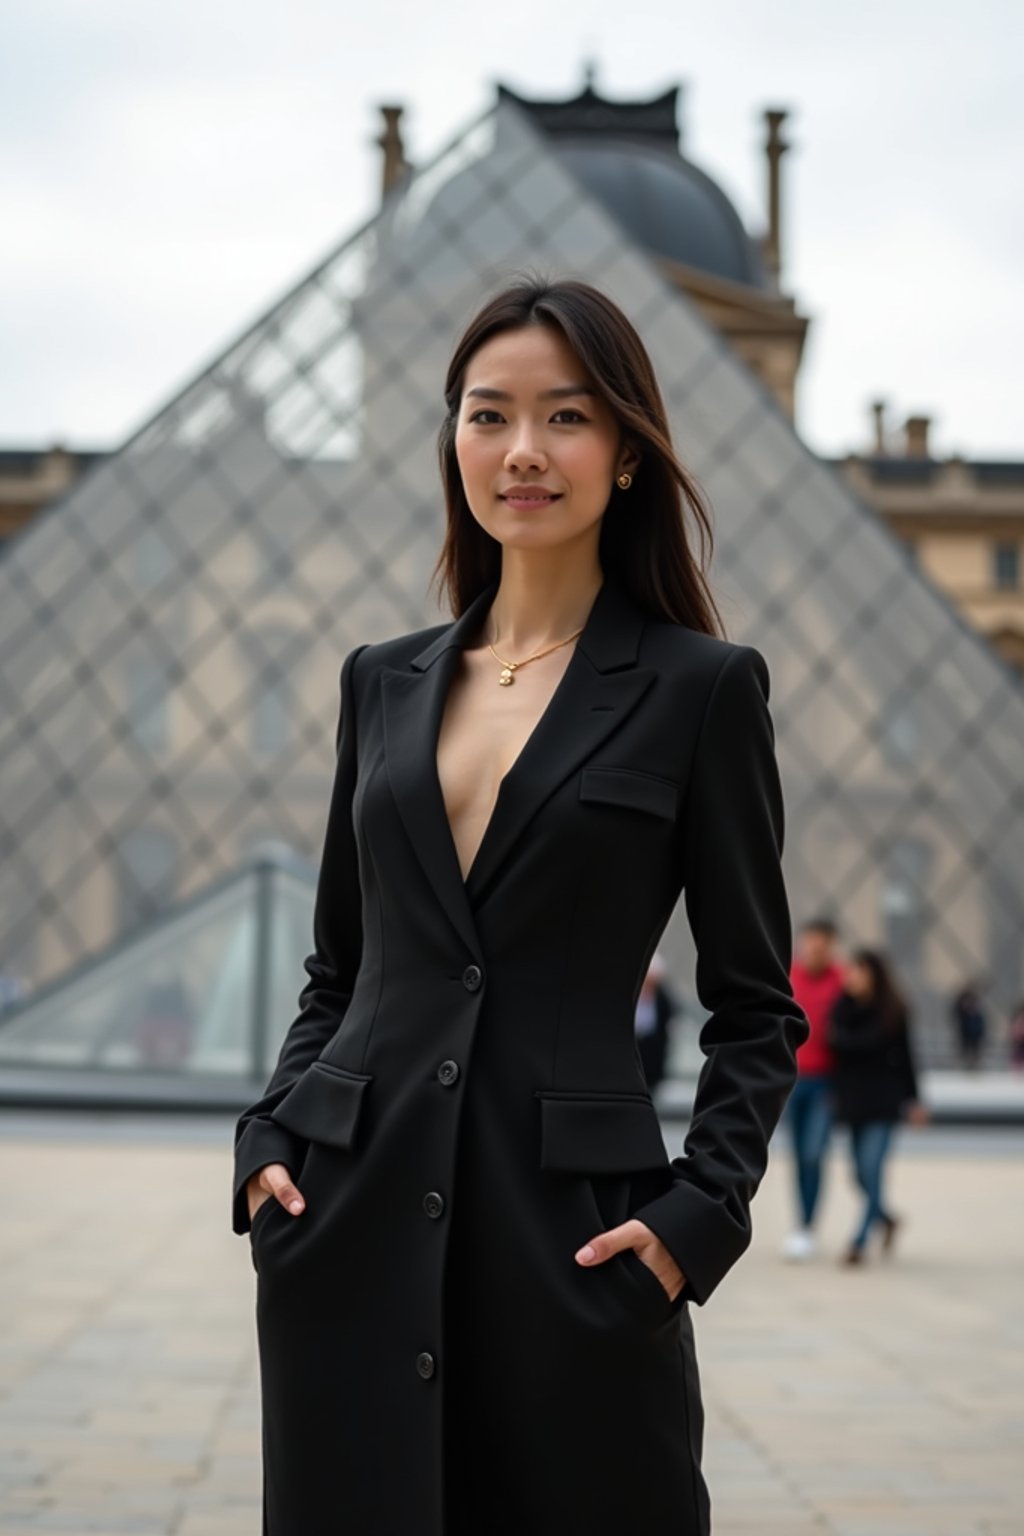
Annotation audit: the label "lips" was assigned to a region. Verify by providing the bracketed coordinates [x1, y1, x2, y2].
[499, 493, 563, 504]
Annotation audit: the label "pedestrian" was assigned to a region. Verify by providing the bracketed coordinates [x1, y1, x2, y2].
[135, 970, 193, 1069]
[951, 979, 988, 1070]
[828, 947, 928, 1264]
[232, 276, 809, 1535]
[634, 950, 681, 1093]
[782, 916, 845, 1260]
[1009, 999, 1024, 1071]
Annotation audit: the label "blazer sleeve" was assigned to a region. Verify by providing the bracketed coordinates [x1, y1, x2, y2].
[230, 641, 370, 1235]
[632, 643, 810, 1304]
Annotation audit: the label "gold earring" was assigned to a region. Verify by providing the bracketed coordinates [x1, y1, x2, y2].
[616, 472, 632, 490]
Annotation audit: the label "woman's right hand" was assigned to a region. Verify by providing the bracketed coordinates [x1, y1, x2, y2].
[247, 1163, 306, 1225]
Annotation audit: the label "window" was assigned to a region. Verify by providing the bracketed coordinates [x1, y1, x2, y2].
[258, 533, 294, 587]
[882, 702, 917, 767]
[133, 528, 174, 589]
[125, 656, 171, 750]
[880, 837, 932, 969]
[993, 542, 1020, 590]
[252, 683, 290, 753]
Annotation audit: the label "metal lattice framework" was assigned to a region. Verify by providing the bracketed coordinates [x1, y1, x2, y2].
[1, 97, 1021, 1059]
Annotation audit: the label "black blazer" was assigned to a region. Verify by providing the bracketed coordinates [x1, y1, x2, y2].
[232, 572, 809, 1535]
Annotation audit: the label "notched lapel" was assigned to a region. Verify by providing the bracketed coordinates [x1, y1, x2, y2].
[464, 660, 656, 903]
[379, 575, 657, 943]
[381, 651, 480, 956]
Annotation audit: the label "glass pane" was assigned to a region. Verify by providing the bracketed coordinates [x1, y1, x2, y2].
[0, 876, 257, 1075]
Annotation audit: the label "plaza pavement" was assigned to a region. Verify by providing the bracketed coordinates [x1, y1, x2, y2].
[0, 1111, 1021, 1535]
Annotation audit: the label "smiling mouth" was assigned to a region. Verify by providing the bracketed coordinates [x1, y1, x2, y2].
[499, 493, 563, 504]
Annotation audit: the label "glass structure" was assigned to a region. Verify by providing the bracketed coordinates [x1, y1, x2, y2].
[1, 96, 1021, 1073]
[0, 849, 314, 1093]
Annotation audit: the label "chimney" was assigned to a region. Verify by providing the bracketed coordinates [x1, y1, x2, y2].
[763, 108, 790, 287]
[376, 105, 411, 200]
[870, 399, 887, 456]
[905, 414, 931, 458]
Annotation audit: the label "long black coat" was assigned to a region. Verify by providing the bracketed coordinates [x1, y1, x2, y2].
[827, 992, 920, 1126]
[231, 573, 808, 1536]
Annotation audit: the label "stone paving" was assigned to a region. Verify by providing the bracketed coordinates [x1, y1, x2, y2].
[0, 1113, 1021, 1534]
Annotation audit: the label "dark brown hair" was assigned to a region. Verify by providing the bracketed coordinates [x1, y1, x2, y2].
[431, 274, 725, 637]
[851, 948, 910, 1034]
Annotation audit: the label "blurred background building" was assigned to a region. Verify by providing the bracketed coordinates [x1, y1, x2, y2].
[0, 78, 1021, 1099]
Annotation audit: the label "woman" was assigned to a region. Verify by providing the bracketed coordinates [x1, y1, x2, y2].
[634, 950, 681, 1093]
[827, 948, 927, 1265]
[231, 276, 809, 1535]
[1010, 998, 1024, 1070]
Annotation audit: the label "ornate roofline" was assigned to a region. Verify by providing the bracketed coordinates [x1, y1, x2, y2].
[495, 81, 684, 154]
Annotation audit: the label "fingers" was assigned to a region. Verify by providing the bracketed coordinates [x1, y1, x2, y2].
[269, 1177, 306, 1216]
[248, 1163, 306, 1221]
[574, 1218, 643, 1266]
[574, 1220, 687, 1300]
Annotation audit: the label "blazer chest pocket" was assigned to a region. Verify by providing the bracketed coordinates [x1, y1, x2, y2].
[535, 1089, 671, 1173]
[270, 1059, 373, 1151]
[578, 766, 678, 822]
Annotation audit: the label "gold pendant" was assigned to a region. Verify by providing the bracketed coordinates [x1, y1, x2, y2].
[499, 664, 515, 686]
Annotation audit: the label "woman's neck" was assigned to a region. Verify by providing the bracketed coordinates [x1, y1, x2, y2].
[481, 556, 605, 656]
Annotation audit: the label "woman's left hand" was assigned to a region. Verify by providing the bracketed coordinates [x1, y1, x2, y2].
[575, 1218, 687, 1301]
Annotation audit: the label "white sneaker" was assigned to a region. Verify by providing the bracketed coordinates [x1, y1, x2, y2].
[782, 1228, 817, 1261]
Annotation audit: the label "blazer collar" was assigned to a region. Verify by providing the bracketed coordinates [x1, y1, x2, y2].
[380, 572, 656, 953]
[408, 571, 646, 674]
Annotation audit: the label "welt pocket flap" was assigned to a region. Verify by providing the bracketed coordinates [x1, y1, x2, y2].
[270, 1059, 373, 1150]
[578, 766, 678, 821]
[535, 1091, 670, 1173]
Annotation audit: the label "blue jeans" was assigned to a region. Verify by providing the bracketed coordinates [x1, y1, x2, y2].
[850, 1120, 896, 1249]
[785, 1073, 835, 1227]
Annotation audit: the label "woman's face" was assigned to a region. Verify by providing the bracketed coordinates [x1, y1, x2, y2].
[844, 961, 873, 998]
[453, 322, 639, 555]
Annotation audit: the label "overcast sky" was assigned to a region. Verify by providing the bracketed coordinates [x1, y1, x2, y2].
[2, 0, 1021, 461]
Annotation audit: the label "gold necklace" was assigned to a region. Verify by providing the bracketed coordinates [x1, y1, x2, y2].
[487, 623, 584, 686]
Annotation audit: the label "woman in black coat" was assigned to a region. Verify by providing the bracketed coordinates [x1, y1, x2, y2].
[827, 948, 927, 1264]
[232, 277, 809, 1535]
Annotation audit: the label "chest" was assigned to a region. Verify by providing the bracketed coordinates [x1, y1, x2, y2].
[370, 636, 688, 935]
[435, 646, 575, 882]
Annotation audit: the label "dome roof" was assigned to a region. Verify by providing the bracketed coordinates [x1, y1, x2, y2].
[553, 137, 767, 289]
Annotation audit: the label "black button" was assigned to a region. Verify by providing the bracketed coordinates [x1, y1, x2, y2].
[462, 964, 483, 991]
[416, 1351, 436, 1379]
[437, 1059, 460, 1087]
[423, 1191, 445, 1219]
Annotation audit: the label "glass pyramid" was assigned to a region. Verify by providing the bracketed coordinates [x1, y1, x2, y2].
[0, 847, 314, 1093]
[1, 96, 1021, 1062]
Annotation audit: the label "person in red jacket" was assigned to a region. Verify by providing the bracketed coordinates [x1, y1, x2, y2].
[781, 917, 846, 1260]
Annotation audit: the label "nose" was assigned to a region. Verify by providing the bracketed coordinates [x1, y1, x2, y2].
[504, 425, 548, 474]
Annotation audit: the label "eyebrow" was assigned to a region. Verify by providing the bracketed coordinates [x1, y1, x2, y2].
[464, 385, 597, 402]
